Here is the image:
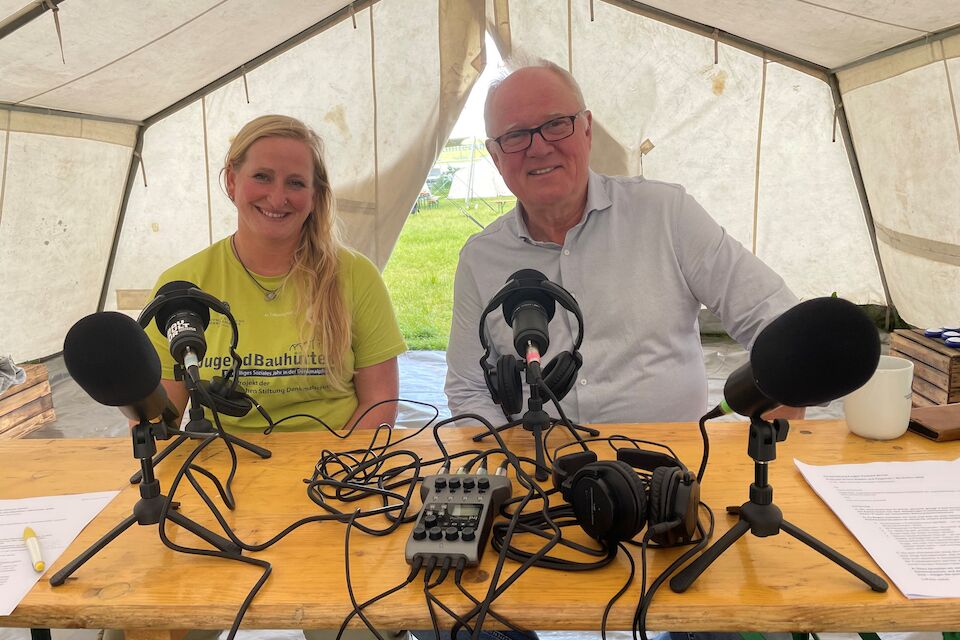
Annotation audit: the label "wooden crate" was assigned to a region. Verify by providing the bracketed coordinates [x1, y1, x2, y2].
[889, 329, 960, 406]
[0, 363, 56, 439]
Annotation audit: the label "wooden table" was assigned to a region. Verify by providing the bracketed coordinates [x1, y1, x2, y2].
[2, 421, 958, 639]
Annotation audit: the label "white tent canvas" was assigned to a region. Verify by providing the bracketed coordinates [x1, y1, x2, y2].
[2, 0, 960, 362]
[446, 158, 512, 199]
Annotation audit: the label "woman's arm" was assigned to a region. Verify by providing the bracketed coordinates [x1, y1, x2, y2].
[345, 357, 400, 429]
[129, 378, 190, 428]
[161, 378, 191, 422]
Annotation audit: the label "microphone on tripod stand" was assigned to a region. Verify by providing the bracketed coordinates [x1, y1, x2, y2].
[52, 311, 241, 587]
[670, 296, 888, 594]
[475, 269, 599, 481]
[129, 281, 271, 493]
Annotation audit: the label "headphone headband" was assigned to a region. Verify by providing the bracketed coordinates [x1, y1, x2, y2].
[552, 445, 684, 492]
[138, 286, 234, 330]
[478, 272, 586, 416]
[138, 285, 242, 384]
[479, 279, 584, 351]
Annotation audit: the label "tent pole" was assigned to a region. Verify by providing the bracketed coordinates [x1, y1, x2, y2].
[97, 124, 145, 312]
[144, 0, 380, 128]
[607, 0, 829, 80]
[827, 74, 895, 329]
[0, 103, 140, 127]
[0, 0, 66, 40]
[831, 23, 960, 75]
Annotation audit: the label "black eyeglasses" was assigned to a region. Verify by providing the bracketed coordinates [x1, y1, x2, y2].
[490, 111, 585, 154]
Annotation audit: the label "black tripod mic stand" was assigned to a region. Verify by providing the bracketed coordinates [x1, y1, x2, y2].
[474, 360, 599, 481]
[669, 416, 888, 593]
[130, 364, 270, 485]
[51, 420, 242, 586]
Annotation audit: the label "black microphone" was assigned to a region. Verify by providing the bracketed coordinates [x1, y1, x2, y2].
[501, 269, 556, 360]
[716, 296, 880, 418]
[153, 280, 211, 370]
[63, 311, 179, 426]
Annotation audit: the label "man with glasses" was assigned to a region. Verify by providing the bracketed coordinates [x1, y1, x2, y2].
[445, 59, 800, 430]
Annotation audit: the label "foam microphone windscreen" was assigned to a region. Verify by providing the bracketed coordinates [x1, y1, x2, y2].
[501, 269, 557, 323]
[751, 297, 880, 407]
[63, 311, 162, 407]
[154, 280, 210, 334]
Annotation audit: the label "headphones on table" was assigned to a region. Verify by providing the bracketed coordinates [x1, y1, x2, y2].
[479, 270, 584, 416]
[551, 441, 700, 545]
[138, 281, 252, 417]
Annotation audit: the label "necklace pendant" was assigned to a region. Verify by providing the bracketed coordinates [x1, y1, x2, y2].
[265, 291, 277, 301]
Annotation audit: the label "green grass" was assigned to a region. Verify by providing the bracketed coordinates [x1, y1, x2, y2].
[383, 197, 515, 350]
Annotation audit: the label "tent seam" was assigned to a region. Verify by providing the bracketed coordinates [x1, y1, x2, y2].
[202, 96, 213, 246]
[939, 42, 960, 155]
[795, 0, 931, 34]
[17, 1, 231, 106]
[0, 113, 9, 227]
[604, 1, 829, 80]
[874, 221, 960, 267]
[369, 4, 380, 265]
[751, 57, 767, 256]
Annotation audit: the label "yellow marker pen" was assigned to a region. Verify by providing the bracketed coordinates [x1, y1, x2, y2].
[22, 527, 45, 572]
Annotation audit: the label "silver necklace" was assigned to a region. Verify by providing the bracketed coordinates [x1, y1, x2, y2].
[231, 234, 288, 301]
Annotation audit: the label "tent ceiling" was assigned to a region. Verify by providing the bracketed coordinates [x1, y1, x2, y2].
[632, 1, 960, 70]
[2, 1, 959, 124]
[0, 0, 352, 121]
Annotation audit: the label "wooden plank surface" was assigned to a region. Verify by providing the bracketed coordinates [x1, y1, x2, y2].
[891, 330, 960, 375]
[890, 347, 954, 391]
[912, 392, 937, 407]
[0, 389, 54, 433]
[912, 376, 952, 404]
[0, 363, 48, 402]
[0, 407, 56, 439]
[1, 423, 958, 635]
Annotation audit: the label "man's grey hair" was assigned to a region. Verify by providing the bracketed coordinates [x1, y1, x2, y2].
[484, 56, 587, 137]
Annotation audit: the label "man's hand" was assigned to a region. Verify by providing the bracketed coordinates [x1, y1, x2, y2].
[762, 405, 805, 420]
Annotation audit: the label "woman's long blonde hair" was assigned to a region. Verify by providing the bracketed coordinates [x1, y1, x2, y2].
[225, 115, 350, 388]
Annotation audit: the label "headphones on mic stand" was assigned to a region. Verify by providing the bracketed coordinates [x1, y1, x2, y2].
[138, 283, 252, 417]
[551, 439, 701, 545]
[479, 271, 584, 417]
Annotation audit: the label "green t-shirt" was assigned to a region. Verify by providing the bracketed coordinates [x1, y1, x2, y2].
[145, 238, 406, 432]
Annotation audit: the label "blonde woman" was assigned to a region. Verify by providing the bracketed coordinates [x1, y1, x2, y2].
[146, 114, 405, 432]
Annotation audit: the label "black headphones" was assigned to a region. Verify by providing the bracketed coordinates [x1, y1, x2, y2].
[479, 271, 584, 416]
[551, 441, 700, 545]
[138, 283, 251, 416]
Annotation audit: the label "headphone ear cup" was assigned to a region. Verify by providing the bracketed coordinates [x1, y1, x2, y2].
[648, 466, 672, 529]
[551, 450, 598, 495]
[496, 354, 523, 415]
[198, 377, 253, 418]
[483, 361, 501, 405]
[649, 467, 699, 546]
[209, 376, 226, 396]
[569, 460, 647, 542]
[541, 351, 581, 401]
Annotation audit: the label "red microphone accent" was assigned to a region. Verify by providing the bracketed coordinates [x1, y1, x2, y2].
[525, 342, 542, 365]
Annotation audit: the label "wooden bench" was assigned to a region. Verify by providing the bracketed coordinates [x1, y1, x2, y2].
[0, 363, 56, 438]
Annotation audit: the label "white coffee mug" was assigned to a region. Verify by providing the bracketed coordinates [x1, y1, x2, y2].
[843, 355, 915, 440]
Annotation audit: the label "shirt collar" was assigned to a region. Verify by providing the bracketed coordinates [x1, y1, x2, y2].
[511, 170, 613, 243]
